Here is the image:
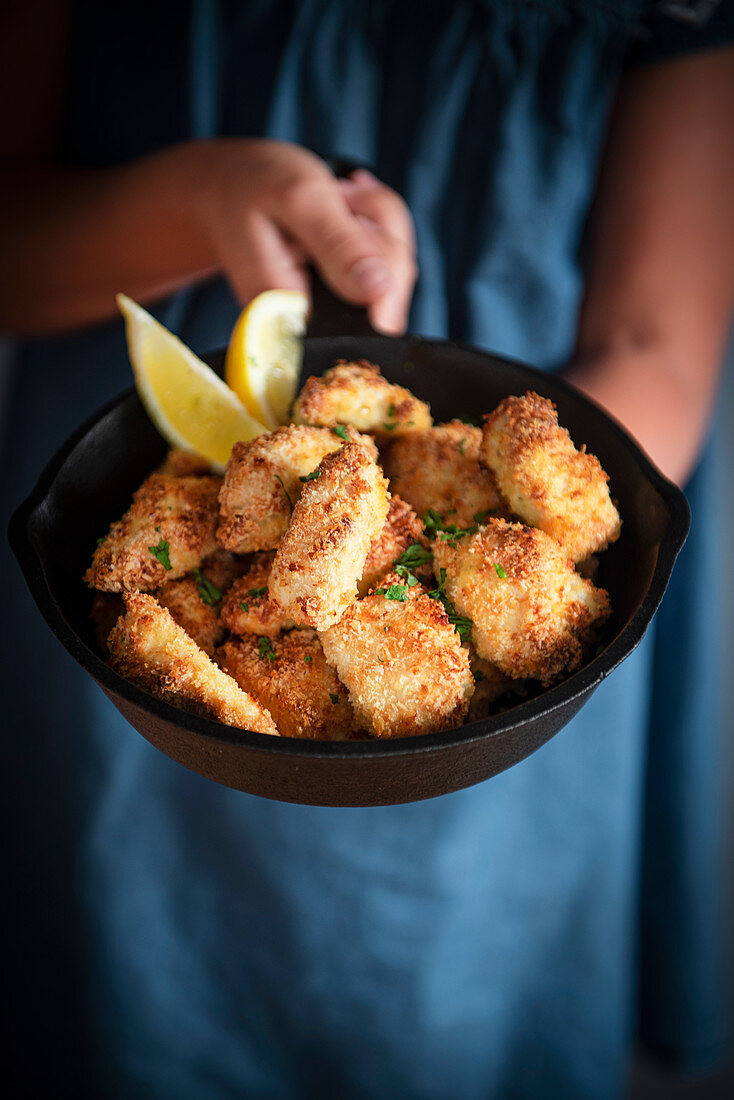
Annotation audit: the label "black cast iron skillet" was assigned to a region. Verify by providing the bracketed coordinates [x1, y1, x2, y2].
[9, 287, 689, 806]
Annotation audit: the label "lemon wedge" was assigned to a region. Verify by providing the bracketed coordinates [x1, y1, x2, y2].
[118, 294, 269, 473]
[225, 289, 308, 429]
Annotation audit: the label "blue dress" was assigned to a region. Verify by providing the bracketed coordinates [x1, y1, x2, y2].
[2, 2, 731, 1097]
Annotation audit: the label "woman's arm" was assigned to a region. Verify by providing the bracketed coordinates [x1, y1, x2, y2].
[0, 5, 415, 336]
[566, 46, 734, 486]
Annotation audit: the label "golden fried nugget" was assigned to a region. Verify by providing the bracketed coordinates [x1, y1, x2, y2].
[482, 392, 621, 562]
[383, 420, 504, 529]
[108, 593, 277, 734]
[433, 519, 610, 685]
[85, 474, 221, 592]
[217, 629, 358, 740]
[220, 551, 296, 637]
[293, 360, 432, 441]
[216, 424, 376, 554]
[359, 494, 428, 596]
[269, 444, 389, 630]
[320, 572, 473, 738]
[154, 553, 245, 657]
[155, 449, 215, 477]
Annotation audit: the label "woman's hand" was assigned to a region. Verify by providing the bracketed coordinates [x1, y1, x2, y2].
[197, 141, 416, 334]
[0, 138, 416, 336]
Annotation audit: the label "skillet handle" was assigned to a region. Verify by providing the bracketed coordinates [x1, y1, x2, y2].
[306, 156, 378, 339]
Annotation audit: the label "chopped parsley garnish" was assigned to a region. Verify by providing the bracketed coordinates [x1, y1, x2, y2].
[329, 693, 339, 704]
[194, 568, 222, 606]
[257, 636, 277, 662]
[332, 424, 350, 441]
[395, 543, 432, 569]
[375, 584, 409, 602]
[304, 654, 313, 663]
[383, 422, 398, 432]
[394, 564, 419, 587]
[494, 563, 508, 579]
[428, 567, 473, 639]
[422, 508, 478, 546]
[299, 469, 321, 482]
[275, 475, 293, 514]
[247, 587, 268, 599]
[458, 437, 467, 455]
[96, 535, 106, 547]
[148, 538, 172, 570]
[473, 509, 498, 524]
[240, 602, 249, 613]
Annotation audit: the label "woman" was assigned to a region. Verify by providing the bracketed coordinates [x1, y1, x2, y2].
[1, 2, 732, 1097]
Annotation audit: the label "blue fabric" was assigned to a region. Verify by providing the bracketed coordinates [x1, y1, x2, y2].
[2, 2, 731, 1097]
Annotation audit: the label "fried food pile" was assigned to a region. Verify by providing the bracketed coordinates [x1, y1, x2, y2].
[85, 362, 620, 740]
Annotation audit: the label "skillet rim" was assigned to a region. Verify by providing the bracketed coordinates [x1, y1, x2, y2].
[8, 335, 690, 760]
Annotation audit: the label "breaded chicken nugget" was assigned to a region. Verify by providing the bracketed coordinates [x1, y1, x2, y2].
[154, 550, 247, 656]
[107, 593, 277, 734]
[220, 551, 296, 637]
[320, 571, 473, 738]
[433, 519, 610, 685]
[482, 392, 621, 562]
[269, 443, 389, 630]
[217, 629, 358, 740]
[293, 360, 432, 441]
[383, 421, 504, 529]
[155, 448, 215, 477]
[359, 494, 428, 596]
[216, 424, 376, 554]
[85, 474, 221, 592]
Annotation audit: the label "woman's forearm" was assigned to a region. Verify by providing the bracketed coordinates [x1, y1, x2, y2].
[565, 340, 722, 487]
[0, 143, 218, 335]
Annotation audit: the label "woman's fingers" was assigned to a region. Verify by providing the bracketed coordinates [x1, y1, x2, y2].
[221, 211, 310, 305]
[340, 172, 417, 333]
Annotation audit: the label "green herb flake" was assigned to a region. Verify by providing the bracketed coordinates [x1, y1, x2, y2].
[95, 535, 107, 547]
[427, 567, 473, 640]
[332, 424, 350, 441]
[247, 587, 268, 599]
[473, 509, 498, 524]
[383, 422, 398, 432]
[240, 602, 249, 613]
[329, 693, 339, 704]
[275, 475, 293, 514]
[458, 437, 467, 455]
[257, 636, 277, 663]
[394, 543, 433, 569]
[299, 469, 321, 482]
[304, 654, 313, 664]
[376, 584, 409, 602]
[422, 508, 478, 544]
[388, 403, 396, 418]
[194, 568, 223, 606]
[494, 563, 508, 579]
[395, 564, 419, 587]
[148, 538, 172, 571]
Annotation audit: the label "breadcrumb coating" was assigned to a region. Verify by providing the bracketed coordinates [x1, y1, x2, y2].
[269, 443, 389, 630]
[220, 551, 296, 637]
[320, 572, 473, 738]
[482, 392, 621, 562]
[359, 494, 428, 596]
[154, 550, 247, 656]
[384, 420, 504, 529]
[217, 629, 358, 740]
[292, 360, 432, 441]
[433, 519, 611, 685]
[216, 424, 377, 554]
[107, 593, 277, 734]
[85, 474, 221, 592]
